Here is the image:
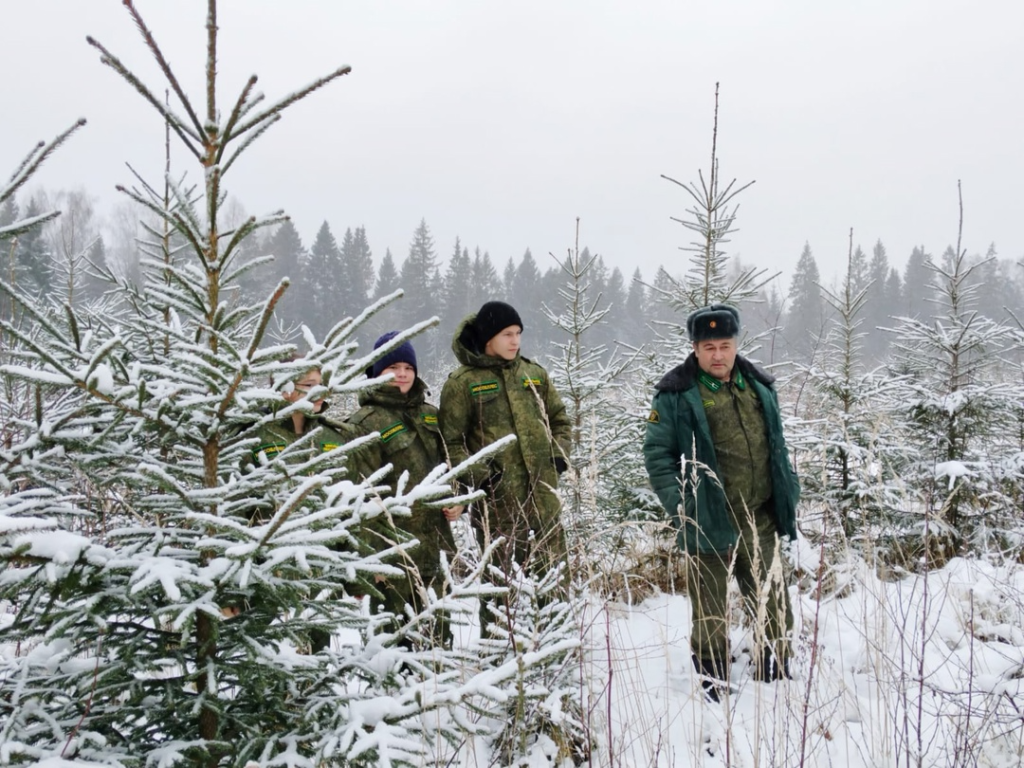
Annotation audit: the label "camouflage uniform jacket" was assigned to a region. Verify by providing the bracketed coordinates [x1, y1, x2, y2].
[643, 353, 800, 555]
[342, 378, 456, 577]
[251, 406, 348, 467]
[247, 405, 350, 522]
[439, 314, 572, 544]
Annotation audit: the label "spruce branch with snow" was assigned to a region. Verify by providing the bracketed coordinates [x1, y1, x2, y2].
[788, 228, 907, 554]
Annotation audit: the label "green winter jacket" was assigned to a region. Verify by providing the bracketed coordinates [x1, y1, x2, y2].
[439, 314, 572, 546]
[643, 354, 800, 555]
[341, 378, 456, 577]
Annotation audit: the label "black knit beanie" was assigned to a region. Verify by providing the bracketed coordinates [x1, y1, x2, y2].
[369, 331, 418, 377]
[473, 301, 523, 348]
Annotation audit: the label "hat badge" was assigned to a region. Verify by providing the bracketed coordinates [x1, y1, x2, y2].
[709, 320, 717, 328]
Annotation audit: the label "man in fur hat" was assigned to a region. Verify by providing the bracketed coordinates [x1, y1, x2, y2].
[643, 303, 800, 700]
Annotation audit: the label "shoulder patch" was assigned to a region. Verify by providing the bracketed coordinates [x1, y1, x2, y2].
[522, 376, 544, 389]
[255, 442, 286, 461]
[470, 380, 500, 397]
[379, 421, 407, 443]
[422, 413, 438, 425]
[647, 409, 659, 423]
[321, 441, 340, 452]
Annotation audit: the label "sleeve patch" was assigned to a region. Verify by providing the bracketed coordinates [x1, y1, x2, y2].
[256, 443, 285, 460]
[647, 409, 660, 423]
[522, 376, 544, 389]
[470, 380, 500, 397]
[422, 414, 438, 425]
[703, 399, 715, 408]
[379, 422, 407, 442]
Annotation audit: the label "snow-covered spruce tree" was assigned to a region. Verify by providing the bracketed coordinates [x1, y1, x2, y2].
[471, 552, 589, 767]
[645, 85, 779, 422]
[791, 230, 905, 556]
[654, 83, 775, 343]
[544, 219, 653, 568]
[0, 5, 512, 767]
[880, 186, 1019, 561]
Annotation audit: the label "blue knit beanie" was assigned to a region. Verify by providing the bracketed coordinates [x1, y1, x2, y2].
[370, 331, 418, 378]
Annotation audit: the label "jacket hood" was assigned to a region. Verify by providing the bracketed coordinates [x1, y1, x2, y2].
[654, 353, 776, 392]
[452, 312, 520, 369]
[357, 376, 428, 409]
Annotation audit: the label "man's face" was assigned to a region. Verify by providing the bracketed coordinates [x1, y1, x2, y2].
[693, 337, 737, 382]
[484, 325, 521, 361]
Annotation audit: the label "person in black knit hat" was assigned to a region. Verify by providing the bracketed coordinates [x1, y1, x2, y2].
[439, 301, 572, 640]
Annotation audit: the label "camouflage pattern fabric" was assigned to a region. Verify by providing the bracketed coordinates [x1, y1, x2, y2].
[439, 314, 572, 634]
[247, 407, 351, 523]
[340, 377, 455, 646]
[697, 368, 773, 521]
[251, 409, 349, 467]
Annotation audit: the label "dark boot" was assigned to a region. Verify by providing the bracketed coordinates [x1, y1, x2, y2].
[753, 647, 792, 682]
[692, 654, 730, 702]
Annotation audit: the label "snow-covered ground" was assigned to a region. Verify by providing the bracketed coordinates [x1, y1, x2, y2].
[573, 554, 1024, 768]
[4, 552, 1022, 767]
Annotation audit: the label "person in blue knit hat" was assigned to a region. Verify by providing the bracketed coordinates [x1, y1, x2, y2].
[341, 331, 463, 647]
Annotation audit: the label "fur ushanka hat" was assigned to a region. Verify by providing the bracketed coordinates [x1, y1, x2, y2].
[686, 303, 741, 342]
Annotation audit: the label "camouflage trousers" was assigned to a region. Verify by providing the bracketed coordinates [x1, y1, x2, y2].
[686, 501, 793, 675]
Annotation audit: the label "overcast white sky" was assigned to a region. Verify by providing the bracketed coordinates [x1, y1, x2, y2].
[3, 0, 1022, 291]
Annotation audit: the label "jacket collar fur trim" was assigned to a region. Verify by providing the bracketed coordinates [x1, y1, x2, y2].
[654, 353, 775, 392]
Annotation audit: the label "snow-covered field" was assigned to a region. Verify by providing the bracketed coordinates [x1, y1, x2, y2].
[574, 554, 1024, 768]
[4, 551, 1022, 767]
